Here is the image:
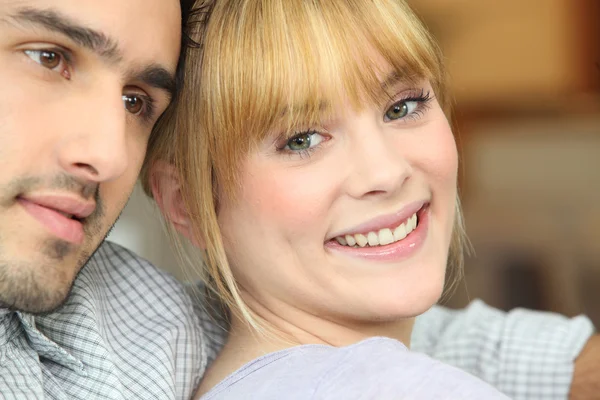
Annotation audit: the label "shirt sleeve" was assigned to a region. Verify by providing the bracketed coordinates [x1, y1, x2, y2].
[411, 300, 596, 399]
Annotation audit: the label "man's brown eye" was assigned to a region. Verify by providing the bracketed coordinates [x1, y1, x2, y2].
[39, 51, 60, 69]
[123, 95, 144, 115]
[24, 50, 62, 70]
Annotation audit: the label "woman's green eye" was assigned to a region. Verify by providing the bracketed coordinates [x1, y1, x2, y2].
[384, 98, 424, 121]
[288, 134, 311, 150]
[385, 101, 410, 120]
[285, 131, 323, 151]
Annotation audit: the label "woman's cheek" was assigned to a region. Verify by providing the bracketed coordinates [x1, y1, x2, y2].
[241, 165, 339, 233]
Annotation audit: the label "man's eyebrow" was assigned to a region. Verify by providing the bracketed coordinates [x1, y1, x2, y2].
[10, 7, 177, 98]
[134, 65, 177, 100]
[10, 7, 122, 64]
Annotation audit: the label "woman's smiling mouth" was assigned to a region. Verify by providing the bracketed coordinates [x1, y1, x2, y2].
[325, 203, 430, 261]
[334, 211, 418, 248]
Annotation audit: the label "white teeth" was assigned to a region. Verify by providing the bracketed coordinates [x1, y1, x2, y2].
[378, 228, 394, 245]
[355, 234, 368, 247]
[345, 235, 356, 246]
[333, 211, 419, 248]
[393, 223, 407, 241]
[367, 232, 379, 246]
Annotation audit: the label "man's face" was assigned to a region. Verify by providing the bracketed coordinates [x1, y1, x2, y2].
[0, 0, 181, 313]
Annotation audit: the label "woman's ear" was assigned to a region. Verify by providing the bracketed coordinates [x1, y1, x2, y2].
[150, 161, 205, 248]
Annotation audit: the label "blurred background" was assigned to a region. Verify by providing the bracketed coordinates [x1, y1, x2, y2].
[108, 0, 600, 326]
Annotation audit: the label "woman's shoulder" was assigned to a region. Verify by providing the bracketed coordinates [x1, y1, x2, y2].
[313, 337, 510, 399]
[201, 337, 509, 399]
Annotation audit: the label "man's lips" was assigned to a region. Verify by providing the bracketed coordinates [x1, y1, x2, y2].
[17, 195, 95, 245]
[19, 194, 96, 219]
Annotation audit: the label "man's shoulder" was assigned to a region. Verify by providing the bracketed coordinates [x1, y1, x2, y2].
[35, 241, 205, 399]
[74, 240, 196, 322]
[85, 240, 182, 293]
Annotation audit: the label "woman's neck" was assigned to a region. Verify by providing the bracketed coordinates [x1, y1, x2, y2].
[228, 292, 416, 351]
[196, 296, 416, 398]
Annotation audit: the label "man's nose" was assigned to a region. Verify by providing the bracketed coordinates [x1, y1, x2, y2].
[54, 87, 129, 184]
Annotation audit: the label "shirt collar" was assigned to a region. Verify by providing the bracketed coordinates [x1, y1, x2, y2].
[0, 309, 23, 346]
[16, 311, 86, 375]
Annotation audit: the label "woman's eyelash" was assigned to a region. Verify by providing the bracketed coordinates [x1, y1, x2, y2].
[386, 89, 433, 121]
[396, 89, 432, 109]
[275, 129, 323, 158]
[274, 88, 434, 158]
[277, 129, 309, 147]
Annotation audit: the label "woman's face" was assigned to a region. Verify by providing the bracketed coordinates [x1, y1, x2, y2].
[217, 74, 458, 327]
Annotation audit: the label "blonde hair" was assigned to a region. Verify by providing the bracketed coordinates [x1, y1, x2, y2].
[141, 0, 466, 331]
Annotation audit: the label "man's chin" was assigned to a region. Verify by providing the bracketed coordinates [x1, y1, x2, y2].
[0, 281, 75, 315]
[0, 254, 88, 314]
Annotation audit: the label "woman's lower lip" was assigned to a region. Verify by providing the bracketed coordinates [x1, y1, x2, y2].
[325, 207, 429, 262]
[18, 198, 85, 245]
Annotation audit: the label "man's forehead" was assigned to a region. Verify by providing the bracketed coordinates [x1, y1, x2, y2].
[3, 0, 182, 71]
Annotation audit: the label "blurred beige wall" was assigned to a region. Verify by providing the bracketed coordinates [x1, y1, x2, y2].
[407, 0, 588, 106]
[106, 183, 199, 282]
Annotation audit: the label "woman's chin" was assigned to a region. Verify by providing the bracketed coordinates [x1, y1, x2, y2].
[354, 276, 446, 323]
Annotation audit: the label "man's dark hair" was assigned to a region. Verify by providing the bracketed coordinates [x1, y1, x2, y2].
[176, 0, 197, 93]
[141, 0, 207, 177]
[146, 0, 199, 140]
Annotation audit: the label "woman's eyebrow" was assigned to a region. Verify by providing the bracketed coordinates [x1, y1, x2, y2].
[381, 71, 410, 91]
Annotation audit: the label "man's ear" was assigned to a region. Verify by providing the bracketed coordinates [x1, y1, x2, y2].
[150, 161, 205, 248]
